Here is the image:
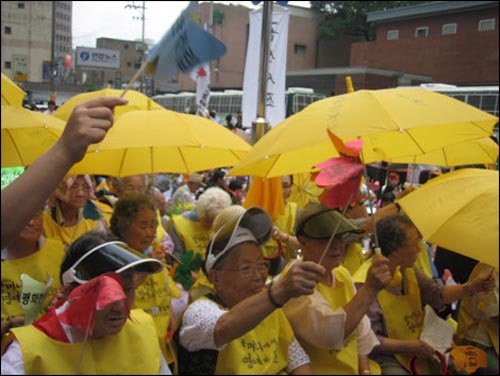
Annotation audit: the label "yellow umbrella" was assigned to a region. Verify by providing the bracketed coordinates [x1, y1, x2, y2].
[1, 73, 26, 107]
[1, 105, 65, 167]
[399, 168, 498, 268]
[229, 88, 497, 178]
[288, 172, 324, 209]
[53, 87, 164, 121]
[387, 137, 499, 167]
[68, 110, 251, 177]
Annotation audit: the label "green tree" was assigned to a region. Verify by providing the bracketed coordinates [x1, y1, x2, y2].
[311, 1, 429, 41]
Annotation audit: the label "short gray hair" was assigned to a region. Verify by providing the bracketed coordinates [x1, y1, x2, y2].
[197, 187, 232, 222]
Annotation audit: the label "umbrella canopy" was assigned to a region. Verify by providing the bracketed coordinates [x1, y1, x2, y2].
[53, 87, 164, 121]
[1, 73, 26, 107]
[229, 88, 497, 178]
[399, 168, 498, 268]
[68, 110, 251, 177]
[288, 172, 324, 209]
[1, 105, 65, 167]
[387, 137, 499, 167]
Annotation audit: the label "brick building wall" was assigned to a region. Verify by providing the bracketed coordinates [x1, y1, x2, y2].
[351, 7, 499, 85]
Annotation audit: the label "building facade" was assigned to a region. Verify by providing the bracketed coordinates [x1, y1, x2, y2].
[1, 1, 74, 103]
[1, 1, 498, 101]
[352, 1, 499, 86]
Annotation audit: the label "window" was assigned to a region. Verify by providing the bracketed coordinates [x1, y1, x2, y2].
[415, 26, 429, 38]
[5, 61, 11, 69]
[5, 26, 11, 35]
[124, 44, 129, 50]
[134, 63, 141, 69]
[442, 23, 457, 35]
[17, 3, 25, 9]
[387, 30, 399, 40]
[127, 62, 132, 67]
[478, 19, 495, 31]
[294, 44, 306, 55]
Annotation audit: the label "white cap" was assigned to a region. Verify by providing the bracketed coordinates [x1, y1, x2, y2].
[205, 206, 272, 273]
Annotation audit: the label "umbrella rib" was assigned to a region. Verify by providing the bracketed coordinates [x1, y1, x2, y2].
[442, 147, 449, 167]
[150, 146, 154, 174]
[403, 130, 426, 155]
[470, 121, 496, 137]
[477, 141, 496, 161]
[119, 149, 128, 177]
[5, 129, 25, 166]
[265, 154, 285, 178]
[178, 147, 189, 173]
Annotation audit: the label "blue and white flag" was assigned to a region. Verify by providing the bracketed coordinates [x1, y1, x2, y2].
[146, 1, 227, 85]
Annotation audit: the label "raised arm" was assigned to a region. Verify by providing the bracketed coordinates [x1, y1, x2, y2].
[1, 97, 128, 248]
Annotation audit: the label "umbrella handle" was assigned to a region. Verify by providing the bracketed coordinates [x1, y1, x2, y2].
[362, 166, 379, 248]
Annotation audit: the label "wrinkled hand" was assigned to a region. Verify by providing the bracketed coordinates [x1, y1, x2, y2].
[55, 97, 128, 164]
[271, 226, 284, 242]
[273, 261, 325, 304]
[1, 316, 25, 337]
[150, 244, 168, 262]
[365, 255, 392, 293]
[469, 271, 496, 294]
[407, 339, 436, 360]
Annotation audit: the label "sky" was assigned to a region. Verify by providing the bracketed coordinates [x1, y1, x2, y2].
[72, 1, 312, 49]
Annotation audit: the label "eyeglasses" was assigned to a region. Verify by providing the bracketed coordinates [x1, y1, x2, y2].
[221, 260, 271, 278]
[70, 184, 91, 193]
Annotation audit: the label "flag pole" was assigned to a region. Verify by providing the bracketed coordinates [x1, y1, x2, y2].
[120, 60, 149, 98]
[251, 1, 273, 144]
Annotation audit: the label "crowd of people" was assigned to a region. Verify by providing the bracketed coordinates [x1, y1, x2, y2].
[1, 97, 498, 375]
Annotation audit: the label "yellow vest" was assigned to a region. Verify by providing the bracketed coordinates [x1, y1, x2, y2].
[1, 238, 65, 322]
[155, 210, 166, 246]
[378, 267, 427, 373]
[414, 239, 433, 279]
[5, 309, 161, 375]
[352, 257, 373, 284]
[283, 264, 359, 374]
[169, 214, 211, 257]
[170, 214, 214, 295]
[456, 263, 499, 355]
[133, 269, 175, 363]
[42, 211, 102, 246]
[210, 299, 293, 374]
[262, 201, 297, 262]
[342, 242, 365, 276]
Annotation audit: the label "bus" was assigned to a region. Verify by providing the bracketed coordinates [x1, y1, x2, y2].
[151, 88, 325, 121]
[415, 83, 499, 140]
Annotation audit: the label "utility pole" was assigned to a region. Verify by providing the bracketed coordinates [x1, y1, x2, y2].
[50, 1, 56, 102]
[125, 1, 146, 93]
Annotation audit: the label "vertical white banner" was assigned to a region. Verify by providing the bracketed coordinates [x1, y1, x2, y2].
[190, 62, 211, 117]
[242, 6, 290, 128]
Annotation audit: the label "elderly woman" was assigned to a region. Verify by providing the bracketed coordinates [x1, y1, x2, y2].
[110, 193, 181, 367]
[364, 214, 496, 375]
[1, 230, 170, 374]
[176, 205, 325, 375]
[278, 201, 392, 374]
[43, 174, 107, 246]
[1, 209, 65, 334]
[167, 187, 232, 300]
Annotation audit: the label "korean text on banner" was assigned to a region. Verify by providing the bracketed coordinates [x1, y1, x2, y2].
[146, 1, 227, 85]
[242, 5, 290, 128]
